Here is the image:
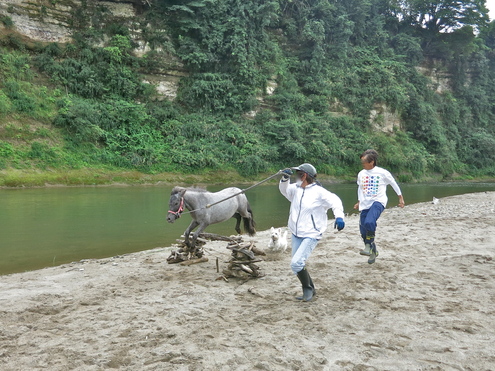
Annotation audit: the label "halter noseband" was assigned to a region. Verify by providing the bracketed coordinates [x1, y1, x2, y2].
[168, 196, 185, 218]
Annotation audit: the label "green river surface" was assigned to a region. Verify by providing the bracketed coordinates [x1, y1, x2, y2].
[1, 181, 495, 275]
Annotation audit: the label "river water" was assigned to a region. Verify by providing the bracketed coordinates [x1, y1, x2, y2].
[1, 181, 494, 275]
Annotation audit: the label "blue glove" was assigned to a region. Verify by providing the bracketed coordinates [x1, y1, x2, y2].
[334, 217, 345, 231]
[280, 168, 293, 180]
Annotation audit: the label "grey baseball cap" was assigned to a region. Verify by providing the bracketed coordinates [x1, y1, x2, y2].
[291, 163, 317, 178]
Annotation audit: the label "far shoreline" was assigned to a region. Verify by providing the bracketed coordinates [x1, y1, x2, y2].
[1, 167, 494, 189]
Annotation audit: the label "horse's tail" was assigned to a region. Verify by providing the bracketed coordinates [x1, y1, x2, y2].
[244, 202, 256, 236]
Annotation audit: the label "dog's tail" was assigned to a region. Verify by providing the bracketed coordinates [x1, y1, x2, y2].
[243, 202, 256, 236]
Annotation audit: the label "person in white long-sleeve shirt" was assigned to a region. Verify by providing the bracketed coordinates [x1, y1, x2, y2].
[279, 163, 345, 302]
[353, 149, 405, 264]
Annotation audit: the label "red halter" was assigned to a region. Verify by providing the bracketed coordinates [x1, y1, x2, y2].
[168, 196, 185, 218]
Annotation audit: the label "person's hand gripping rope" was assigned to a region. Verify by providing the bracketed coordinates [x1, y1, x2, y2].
[280, 168, 293, 181]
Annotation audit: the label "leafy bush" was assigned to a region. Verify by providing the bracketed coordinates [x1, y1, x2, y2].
[3, 80, 36, 113]
[390, 34, 424, 65]
[54, 97, 171, 169]
[463, 130, 495, 168]
[1, 0, 495, 180]
[28, 142, 58, 163]
[237, 155, 269, 177]
[0, 90, 12, 114]
[35, 36, 147, 100]
[0, 15, 14, 28]
[178, 73, 251, 114]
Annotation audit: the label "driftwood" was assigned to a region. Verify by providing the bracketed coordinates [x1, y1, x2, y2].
[232, 247, 255, 260]
[227, 241, 266, 256]
[222, 241, 264, 279]
[227, 259, 263, 264]
[166, 248, 189, 264]
[251, 245, 266, 256]
[176, 237, 207, 248]
[168, 233, 240, 264]
[180, 257, 208, 266]
[198, 233, 243, 242]
[167, 244, 205, 264]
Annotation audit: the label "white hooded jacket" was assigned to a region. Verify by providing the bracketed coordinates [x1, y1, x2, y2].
[279, 180, 345, 239]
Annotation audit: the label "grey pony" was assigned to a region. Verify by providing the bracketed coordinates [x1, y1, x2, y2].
[167, 186, 256, 248]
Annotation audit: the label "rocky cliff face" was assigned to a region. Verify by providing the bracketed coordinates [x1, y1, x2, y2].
[1, 1, 452, 112]
[369, 59, 452, 134]
[0, 0, 142, 43]
[416, 61, 452, 94]
[2, 0, 74, 43]
[1, 0, 184, 100]
[369, 103, 402, 133]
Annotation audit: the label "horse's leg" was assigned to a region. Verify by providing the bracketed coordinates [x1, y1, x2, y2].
[184, 220, 199, 248]
[233, 213, 242, 234]
[190, 222, 208, 249]
[237, 198, 256, 236]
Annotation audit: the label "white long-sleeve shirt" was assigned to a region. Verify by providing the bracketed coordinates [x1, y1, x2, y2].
[279, 180, 345, 239]
[357, 166, 402, 211]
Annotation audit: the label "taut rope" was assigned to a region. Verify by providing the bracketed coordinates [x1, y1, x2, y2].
[175, 170, 284, 216]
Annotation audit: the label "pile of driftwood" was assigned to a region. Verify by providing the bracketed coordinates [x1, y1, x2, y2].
[167, 233, 267, 279]
[222, 241, 266, 279]
[167, 233, 243, 265]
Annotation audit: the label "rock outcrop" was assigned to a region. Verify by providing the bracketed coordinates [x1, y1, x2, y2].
[1, 0, 184, 100]
[0, 0, 144, 43]
[369, 103, 402, 133]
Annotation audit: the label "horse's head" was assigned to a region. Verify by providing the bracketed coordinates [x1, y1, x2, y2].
[167, 187, 186, 223]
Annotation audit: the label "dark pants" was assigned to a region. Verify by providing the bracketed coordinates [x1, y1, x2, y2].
[359, 202, 385, 243]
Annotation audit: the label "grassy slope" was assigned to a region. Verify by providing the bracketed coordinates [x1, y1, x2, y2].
[1, 20, 493, 187]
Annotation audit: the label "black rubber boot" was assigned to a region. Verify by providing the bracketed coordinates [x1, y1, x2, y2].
[309, 276, 316, 296]
[296, 268, 314, 302]
[295, 276, 316, 300]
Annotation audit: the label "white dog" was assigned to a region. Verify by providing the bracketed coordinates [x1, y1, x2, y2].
[268, 227, 288, 253]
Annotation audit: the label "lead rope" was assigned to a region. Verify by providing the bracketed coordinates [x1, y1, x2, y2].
[177, 170, 284, 216]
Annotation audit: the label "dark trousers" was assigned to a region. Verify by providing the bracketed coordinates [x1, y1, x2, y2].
[359, 202, 385, 243]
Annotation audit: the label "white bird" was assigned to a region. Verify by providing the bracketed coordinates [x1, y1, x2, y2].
[432, 197, 439, 205]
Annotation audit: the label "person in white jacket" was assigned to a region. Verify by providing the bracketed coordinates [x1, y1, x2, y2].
[279, 163, 345, 302]
[353, 149, 405, 264]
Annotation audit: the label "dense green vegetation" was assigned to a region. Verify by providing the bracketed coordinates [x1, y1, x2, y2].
[1, 0, 495, 186]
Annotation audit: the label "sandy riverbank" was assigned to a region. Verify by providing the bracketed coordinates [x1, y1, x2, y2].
[1, 192, 494, 370]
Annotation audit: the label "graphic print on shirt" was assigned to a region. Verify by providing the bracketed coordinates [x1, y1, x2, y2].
[361, 175, 380, 197]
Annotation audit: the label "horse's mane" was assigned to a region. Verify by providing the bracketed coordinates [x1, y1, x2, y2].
[171, 186, 207, 194]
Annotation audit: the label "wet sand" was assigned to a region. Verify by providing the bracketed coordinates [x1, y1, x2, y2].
[1, 192, 494, 370]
